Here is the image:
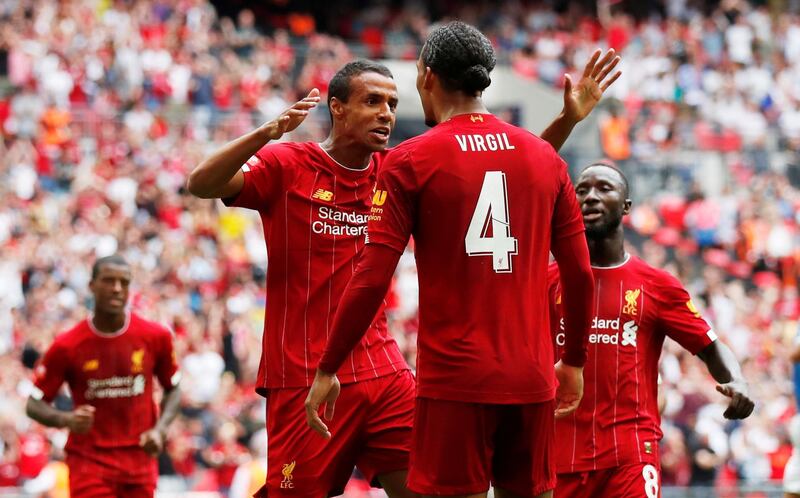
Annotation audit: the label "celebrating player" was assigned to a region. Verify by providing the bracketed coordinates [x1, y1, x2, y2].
[26, 254, 181, 498]
[190, 41, 619, 497]
[307, 21, 601, 498]
[547, 163, 755, 498]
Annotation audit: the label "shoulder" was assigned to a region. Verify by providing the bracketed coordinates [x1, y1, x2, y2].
[51, 320, 89, 349]
[630, 257, 685, 294]
[129, 313, 173, 340]
[256, 141, 317, 164]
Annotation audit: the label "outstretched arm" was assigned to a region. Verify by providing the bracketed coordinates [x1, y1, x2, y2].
[696, 341, 755, 419]
[305, 244, 401, 438]
[540, 48, 621, 152]
[187, 89, 321, 199]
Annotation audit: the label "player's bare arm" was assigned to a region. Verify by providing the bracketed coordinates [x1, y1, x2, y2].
[26, 397, 95, 434]
[696, 341, 755, 419]
[540, 48, 622, 152]
[187, 88, 321, 199]
[139, 384, 181, 456]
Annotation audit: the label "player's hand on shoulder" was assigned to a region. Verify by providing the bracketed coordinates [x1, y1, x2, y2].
[304, 369, 341, 439]
[562, 48, 622, 123]
[554, 360, 584, 419]
[260, 88, 321, 140]
[716, 380, 755, 420]
[139, 428, 166, 457]
[66, 405, 95, 434]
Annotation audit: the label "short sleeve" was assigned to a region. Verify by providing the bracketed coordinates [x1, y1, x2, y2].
[365, 148, 417, 253]
[154, 328, 180, 390]
[551, 158, 584, 242]
[31, 341, 69, 402]
[222, 145, 288, 212]
[656, 273, 717, 355]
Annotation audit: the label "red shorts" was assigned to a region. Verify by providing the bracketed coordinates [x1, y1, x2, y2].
[554, 462, 662, 498]
[256, 369, 414, 498]
[408, 398, 556, 497]
[67, 448, 157, 498]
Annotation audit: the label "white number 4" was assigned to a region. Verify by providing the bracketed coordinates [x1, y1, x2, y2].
[465, 171, 518, 273]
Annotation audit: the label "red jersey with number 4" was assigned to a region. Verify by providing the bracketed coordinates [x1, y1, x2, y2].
[367, 113, 584, 404]
[224, 142, 407, 392]
[547, 256, 717, 473]
[32, 313, 179, 476]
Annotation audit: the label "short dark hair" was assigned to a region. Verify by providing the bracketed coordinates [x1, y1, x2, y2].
[91, 254, 130, 281]
[327, 60, 394, 109]
[581, 161, 630, 198]
[420, 21, 496, 95]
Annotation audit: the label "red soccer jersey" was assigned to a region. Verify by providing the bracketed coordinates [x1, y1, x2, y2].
[548, 256, 717, 473]
[32, 312, 179, 479]
[224, 142, 407, 392]
[367, 113, 584, 404]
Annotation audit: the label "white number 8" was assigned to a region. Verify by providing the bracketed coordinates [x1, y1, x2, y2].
[465, 171, 518, 273]
[642, 464, 659, 498]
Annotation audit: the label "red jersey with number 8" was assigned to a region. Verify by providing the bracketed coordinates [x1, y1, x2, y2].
[366, 113, 584, 404]
[547, 256, 717, 473]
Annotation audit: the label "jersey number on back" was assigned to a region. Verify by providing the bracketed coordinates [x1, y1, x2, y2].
[465, 171, 518, 273]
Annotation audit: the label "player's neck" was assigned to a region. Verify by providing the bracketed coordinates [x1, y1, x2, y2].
[91, 311, 128, 335]
[320, 136, 372, 170]
[434, 94, 488, 123]
[587, 232, 626, 267]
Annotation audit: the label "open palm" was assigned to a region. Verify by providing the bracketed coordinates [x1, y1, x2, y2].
[564, 49, 621, 123]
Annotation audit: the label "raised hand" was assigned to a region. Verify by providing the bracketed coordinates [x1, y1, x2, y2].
[304, 369, 341, 439]
[563, 49, 622, 123]
[261, 88, 321, 141]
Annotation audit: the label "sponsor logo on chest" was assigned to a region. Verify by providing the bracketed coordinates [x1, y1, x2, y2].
[556, 317, 638, 348]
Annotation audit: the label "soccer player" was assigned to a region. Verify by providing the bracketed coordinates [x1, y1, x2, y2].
[190, 45, 619, 496]
[26, 254, 181, 498]
[307, 22, 601, 498]
[547, 163, 755, 498]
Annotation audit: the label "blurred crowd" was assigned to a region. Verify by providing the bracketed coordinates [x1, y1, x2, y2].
[0, 0, 800, 495]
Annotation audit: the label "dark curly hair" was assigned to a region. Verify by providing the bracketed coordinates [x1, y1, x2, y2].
[420, 21, 496, 95]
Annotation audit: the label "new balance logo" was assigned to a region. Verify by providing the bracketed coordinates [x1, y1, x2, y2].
[312, 189, 334, 202]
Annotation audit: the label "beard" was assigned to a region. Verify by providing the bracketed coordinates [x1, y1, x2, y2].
[584, 213, 623, 240]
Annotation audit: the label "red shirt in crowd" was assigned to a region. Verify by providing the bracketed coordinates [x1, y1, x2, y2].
[548, 256, 717, 473]
[223, 142, 407, 393]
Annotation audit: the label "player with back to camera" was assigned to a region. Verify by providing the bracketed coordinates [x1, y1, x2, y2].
[26, 254, 181, 498]
[190, 31, 619, 498]
[547, 163, 755, 498]
[307, 21, 607, 498]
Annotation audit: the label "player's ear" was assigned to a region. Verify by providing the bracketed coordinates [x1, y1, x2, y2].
[329, 97, 345, 120]
[623, 198, 632, 216]
[422, 66, 435, 91]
